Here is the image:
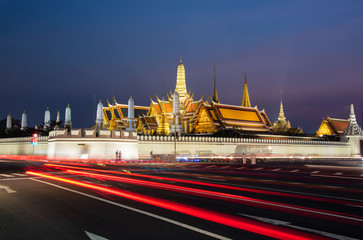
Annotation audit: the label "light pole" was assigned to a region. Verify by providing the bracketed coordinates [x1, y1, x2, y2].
[173, 114, 177, 163]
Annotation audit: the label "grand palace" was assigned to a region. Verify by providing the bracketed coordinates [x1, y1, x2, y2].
[101, 59, 305, 136]
[2, 58, 362, 160]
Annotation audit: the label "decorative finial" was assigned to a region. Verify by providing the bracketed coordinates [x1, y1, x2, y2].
[213, 64, 219, 103]
[180, 57, 182, 64]
[162, 79, 165, 100]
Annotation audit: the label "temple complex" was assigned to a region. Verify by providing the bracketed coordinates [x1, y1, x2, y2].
[103, 59, 275, 135]
[1, 58, 362, 160]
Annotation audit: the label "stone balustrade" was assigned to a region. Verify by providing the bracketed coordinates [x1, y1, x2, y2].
[137, 135, 348, 146]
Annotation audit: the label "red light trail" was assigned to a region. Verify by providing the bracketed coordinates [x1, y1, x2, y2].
[44, 163, 363, 207]
[63, 169, 363, 226]
[26, 171, 330, 240]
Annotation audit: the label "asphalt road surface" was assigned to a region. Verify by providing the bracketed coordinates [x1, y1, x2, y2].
[0, 158, 362, 240]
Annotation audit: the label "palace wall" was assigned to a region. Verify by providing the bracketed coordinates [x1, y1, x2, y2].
[138, 135, 352, 158]
[0, 136, 48, 156]
[0, 133, 359, 160]
[47, 129, 138, 160]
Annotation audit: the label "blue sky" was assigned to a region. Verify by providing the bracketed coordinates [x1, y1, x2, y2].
[1, 0, 362, 133]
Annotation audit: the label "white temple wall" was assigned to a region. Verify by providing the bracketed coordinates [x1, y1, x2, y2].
[0, 137, 48, 156]
[138, 136, 352, 158]
[47, 138, 138, 160]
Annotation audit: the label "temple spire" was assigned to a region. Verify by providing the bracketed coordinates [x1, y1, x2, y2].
[241, 71, 251, 107]
[278, 91, 286, 121]
[344, 104, 362, 135]
[212, 64, 219, 103]
[175, 58, 187, 102]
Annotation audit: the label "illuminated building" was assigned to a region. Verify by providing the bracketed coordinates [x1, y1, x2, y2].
[134, 59, 274, 135]
[6, 113, 12, 129]
[102, 98, 149, 130]
[44, 107, 51, 129]
[21, 110, 27, 131]
[273, 93, 303, 134]
[316, 117, 349, 137]
[64, 104, 72, 129]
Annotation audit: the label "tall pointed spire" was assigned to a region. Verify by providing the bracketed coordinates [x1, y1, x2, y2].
[175, 57, 187, 102]
[212, 64, 219, 103]
[6, 113, 12, 129]
[344, 104, 362, 135]
[278, 90, 286, 121]
[21, 110, 27, 131]
[241, 71, 251, 107]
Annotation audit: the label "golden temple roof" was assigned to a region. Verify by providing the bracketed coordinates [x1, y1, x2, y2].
[241, 71, 251, 107]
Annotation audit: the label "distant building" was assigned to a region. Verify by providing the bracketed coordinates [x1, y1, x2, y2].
[316, 117, 349, 137]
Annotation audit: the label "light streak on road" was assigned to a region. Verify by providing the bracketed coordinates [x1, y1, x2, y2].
[44, 163, 363, 207]
[26, 171, 330, 240]
[64, 169, 363, 226]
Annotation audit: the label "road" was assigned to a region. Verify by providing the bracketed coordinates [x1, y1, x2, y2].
[0, 158, 362, 240]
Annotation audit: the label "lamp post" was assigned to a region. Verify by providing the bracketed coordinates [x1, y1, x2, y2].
[173, 114, 177, 163]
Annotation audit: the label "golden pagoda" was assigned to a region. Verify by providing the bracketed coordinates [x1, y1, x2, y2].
[156, 98, 170, 135]
[273, 92, 291, 132]
[241, 71, 251, 107]
[108, 99, 118, 130]
[175, 57, 188, 105]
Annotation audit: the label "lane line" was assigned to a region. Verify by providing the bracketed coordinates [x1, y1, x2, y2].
[254, 167, 263, 170]
[217, 182, 363, 204]
[31, 178, 231, 240]
[239, 214, 359, 240]
[66, 170, 363, 224]
[271, 168, 281, 171]
[290, 170, 300, 172]
[311, 174, 363, 180]
[0, 174, 14, 177]
[12, 173, 27, 176]
[334, 172, 343, 175]
[311, 171, 320, 174]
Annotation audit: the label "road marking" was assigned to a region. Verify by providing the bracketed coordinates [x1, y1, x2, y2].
[31, 179, 231, 240]
[311, 174, 363, 180]
[290, 170, 300, 172]
[0, 174, 14, 177]
[0, 184, 17, 193]
[12, 173, 27, 177]
[239, 214, 359, 240]
[85, 231, 108, 240]
[228, 182, 363, 203]
[221, 166, 230, 169]
[271, 168, 281, 171]
[197, 177, 226, 181]
[206, 165, 215, 168]
[311, 171, 320, 174]
[237, 167, 244, 169]
[361, 174, 363, 177]
[334, 172, 343, 175]
[254, 167, 263, 170]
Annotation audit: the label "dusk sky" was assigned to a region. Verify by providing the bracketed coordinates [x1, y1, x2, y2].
[1, 0, 362, 133]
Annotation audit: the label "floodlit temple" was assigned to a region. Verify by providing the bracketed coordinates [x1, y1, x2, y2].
[0, 58, 362, 160]
[103, 59, 277, 136]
